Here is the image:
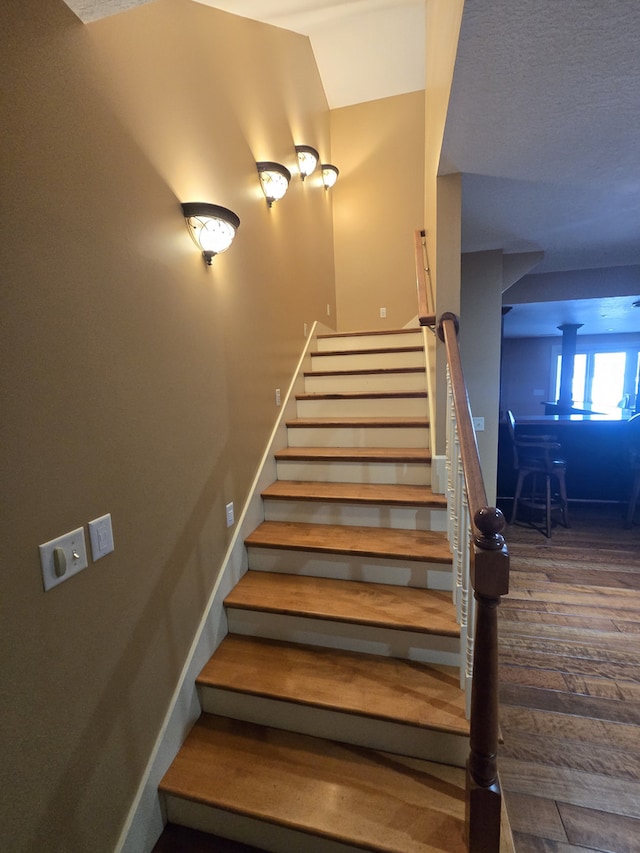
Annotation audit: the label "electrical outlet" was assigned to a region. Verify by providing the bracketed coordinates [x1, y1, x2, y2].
[39, 527, 89, 591]
[380, 307, 387, 318]
[88, 513, 115, 561]
[303, 323, 308, 337]
[472, 417, 485, 432]
[225, 502, 234, 528]
[326, 303, 331, 316]
[275, 388, 281, 406]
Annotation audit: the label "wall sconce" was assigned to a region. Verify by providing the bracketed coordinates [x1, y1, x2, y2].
[322, 164, 339, 190]
[257, 162, 291, 207]
[295, 145, 319, 181]
[181, 202, 240, 265]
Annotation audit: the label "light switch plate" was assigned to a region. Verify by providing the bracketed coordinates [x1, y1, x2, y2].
[473, 417, 485, 432]
[40, 527, 88, 591]
[88, 513, 115, 561]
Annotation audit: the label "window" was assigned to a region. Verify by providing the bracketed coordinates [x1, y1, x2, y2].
[554, 346, 640, 412]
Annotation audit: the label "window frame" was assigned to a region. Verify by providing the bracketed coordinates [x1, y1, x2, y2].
[552, 342, 640, 411]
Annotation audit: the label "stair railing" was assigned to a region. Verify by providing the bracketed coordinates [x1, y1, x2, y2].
[414, 228, 435, 324]
[436, 311, 510, 853]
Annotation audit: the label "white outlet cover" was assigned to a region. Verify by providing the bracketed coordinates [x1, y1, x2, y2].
[225, 502, 234, 528]
[88, 513, 115, 561]
[39, 527, 89, 591]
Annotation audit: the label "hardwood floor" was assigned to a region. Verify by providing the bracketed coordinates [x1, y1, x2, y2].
[499, 503, 640, 853]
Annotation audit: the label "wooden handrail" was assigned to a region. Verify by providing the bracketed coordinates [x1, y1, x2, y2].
[437, 312, 510, 853]
[414, 229, 435, 326]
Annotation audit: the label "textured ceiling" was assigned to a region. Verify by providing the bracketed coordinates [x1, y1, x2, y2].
[442, 0, 640, 276]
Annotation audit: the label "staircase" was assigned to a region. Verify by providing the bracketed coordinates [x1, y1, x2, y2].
[159, 327, 471, 852]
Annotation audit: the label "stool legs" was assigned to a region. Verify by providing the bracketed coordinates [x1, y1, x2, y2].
[625, 469, 640, 528]
[556, 469, 570, 530]
[511, 468, 569, 537]
[511, 471, 526, 525]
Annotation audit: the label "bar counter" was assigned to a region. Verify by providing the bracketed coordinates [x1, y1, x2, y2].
[498, 411, 636, 504]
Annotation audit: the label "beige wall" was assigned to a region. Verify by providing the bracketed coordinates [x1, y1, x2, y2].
[424, 0, 464, 309]
[461, 251, 505, 503]
[330, 91, 426, 331]
[0, 1, 334, 850]
[424, 0, 465, 455]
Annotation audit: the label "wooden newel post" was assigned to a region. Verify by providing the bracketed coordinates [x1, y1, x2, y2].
[466, 506, 510, 853]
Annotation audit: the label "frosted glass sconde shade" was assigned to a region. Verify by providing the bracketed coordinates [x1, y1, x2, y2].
[181, 202, 240, 265]
[295, 145, 319, 181]
[322, 164, 339, 190]
[257, 162, 291, 207]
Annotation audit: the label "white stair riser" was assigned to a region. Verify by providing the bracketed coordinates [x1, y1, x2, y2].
[316, 332, 422, 352]
[286, 425, 430, 448]
[296, 397, 428, 418]
[199, 689, 469, 767]
[165, 798, 366, 853]
[311, 351, 424, 371]
[226, 609, 461, 667]
[246, 547, 453, 590]
[262, 498, 447, 531]
[304, 372, 426, 393]
[275, 459, 431, 485]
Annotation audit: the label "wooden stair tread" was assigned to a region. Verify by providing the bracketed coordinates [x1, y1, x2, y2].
[198, 634, 469, 736]
[286, 416, 429, 428]
[160, 714, 467, 853]
[274, 446, 431, 462]
[311, 345, 424, 357]
[261, 481, 447, 508]
[246, 520, 452, 564]
[296, 390, 427, 400]
[305, 367, 425, 377]
[224, 572, 459, 636]
[317, 328, 422, 340]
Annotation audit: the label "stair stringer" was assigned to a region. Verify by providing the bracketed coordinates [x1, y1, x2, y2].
[115, 321, 334, 853]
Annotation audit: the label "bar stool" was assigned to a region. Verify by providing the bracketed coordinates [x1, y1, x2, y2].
[506, 410, 570, 538]
[624, 413, 640, 528]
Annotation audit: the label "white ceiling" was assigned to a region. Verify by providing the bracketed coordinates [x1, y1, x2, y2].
[194, 0, 426, 110]
[64, 0, 640, 336]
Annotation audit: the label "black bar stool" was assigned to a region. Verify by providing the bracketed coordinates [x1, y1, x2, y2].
[506, 411, 570, 538]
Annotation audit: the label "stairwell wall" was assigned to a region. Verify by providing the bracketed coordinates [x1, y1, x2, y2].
[0, 1, 335, 851]
[330, 91, 426, 332]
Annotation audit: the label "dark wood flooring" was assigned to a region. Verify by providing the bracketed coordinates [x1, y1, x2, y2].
[500, 502, 640, 853]
[152, 823, 263, 852]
